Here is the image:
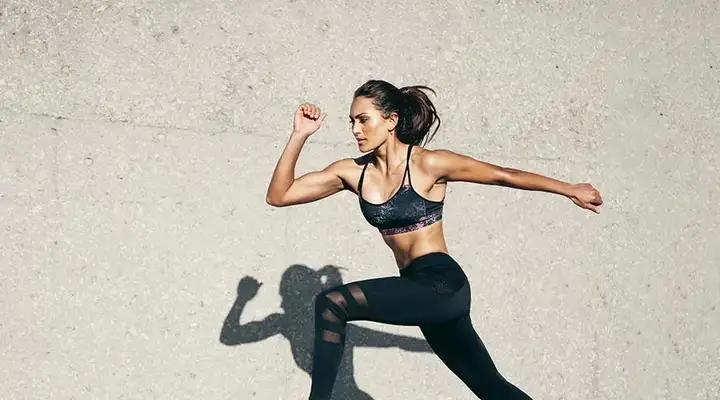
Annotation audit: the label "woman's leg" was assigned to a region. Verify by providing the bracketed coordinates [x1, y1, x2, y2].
[308, 275, 467, 400]
[420, 315, 533, 399]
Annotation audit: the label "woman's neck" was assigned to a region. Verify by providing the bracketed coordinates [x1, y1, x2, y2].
[372, 139, 410, 175]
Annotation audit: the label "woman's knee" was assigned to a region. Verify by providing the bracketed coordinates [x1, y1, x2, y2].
[314, 282, 369, 324]
[314, 289, 349, 322]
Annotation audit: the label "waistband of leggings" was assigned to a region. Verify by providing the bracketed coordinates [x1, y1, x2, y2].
[400, 252, 460, 275]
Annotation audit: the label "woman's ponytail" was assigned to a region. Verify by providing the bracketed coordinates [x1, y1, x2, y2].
[397, 85, 441, 146]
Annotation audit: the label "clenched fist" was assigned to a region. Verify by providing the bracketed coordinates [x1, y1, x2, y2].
[292, 103, 326, 137]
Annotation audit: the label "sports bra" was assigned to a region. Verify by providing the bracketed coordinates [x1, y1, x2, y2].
[358, 145, 444, 235]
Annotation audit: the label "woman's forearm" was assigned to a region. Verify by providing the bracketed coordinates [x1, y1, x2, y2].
[502, 168, 574, 197]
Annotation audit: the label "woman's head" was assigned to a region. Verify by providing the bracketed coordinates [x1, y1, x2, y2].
[349, 80, 441, 152]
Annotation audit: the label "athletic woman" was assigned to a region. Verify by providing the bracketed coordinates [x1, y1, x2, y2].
[265, 80, 603, 399]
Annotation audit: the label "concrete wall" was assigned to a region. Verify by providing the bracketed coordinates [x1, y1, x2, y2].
[1, 1, 718, 399]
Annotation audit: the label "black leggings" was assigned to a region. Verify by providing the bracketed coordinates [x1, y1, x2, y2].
[309, 252, 533, 399]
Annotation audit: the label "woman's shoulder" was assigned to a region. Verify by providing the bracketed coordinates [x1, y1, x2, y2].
[412, 146, 455, 169]
[411, 146, 474, 182]
[327, 153, 371, 171]
[321, 155, 371, 193]
[326, 154, 372, 183]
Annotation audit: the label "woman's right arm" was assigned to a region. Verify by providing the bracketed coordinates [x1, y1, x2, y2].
[265, 133, 347, 207]
[265, 103, 346, 207]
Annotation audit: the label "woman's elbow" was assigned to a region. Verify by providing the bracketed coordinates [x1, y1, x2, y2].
[265, 194, 286, 207]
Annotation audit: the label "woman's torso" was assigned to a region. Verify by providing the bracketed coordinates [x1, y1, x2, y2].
[338, 145, 449, 269]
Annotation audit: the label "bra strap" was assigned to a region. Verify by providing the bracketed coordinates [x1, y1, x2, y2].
[404, 144, 414, 186]
[358, 159, 370, 196]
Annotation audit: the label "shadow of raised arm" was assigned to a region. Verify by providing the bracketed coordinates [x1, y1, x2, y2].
[219, 276, 283, 346]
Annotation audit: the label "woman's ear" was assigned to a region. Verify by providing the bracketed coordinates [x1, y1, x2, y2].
[386, 111, 398, 132]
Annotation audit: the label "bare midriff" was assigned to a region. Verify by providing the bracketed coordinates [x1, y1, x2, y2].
[381, 221, 449, 269]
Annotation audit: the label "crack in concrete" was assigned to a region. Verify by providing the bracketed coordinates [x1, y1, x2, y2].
[1, 109, 578, 164]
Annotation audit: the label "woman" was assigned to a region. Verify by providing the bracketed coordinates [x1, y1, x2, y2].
[265, 80, 603, 399]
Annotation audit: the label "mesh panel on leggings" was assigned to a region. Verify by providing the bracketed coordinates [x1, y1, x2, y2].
[318, 284, 367, 344]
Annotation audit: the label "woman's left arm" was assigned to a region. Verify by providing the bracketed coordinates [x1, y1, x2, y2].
[423, 149, 604, 213]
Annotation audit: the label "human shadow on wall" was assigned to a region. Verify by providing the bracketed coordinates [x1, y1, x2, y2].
[219, 264, 433, 399]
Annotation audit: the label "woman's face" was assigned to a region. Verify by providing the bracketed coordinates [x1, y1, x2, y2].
[349, 96, 397, 153]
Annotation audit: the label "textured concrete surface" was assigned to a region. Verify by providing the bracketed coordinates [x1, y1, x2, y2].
[1, 1, 718, 399]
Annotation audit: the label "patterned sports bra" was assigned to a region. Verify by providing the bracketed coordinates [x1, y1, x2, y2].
[358, 145, 444, 235]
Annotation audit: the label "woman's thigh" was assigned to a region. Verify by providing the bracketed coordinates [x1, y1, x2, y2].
[319, 275, 470, 327]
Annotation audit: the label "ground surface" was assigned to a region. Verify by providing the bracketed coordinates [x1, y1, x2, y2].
[1, 1, 718, 399]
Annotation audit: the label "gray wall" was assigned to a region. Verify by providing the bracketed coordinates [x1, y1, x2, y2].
[1, 1, 717, 399]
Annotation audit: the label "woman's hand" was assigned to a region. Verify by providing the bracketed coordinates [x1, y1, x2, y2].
[568, 183, 603, 213]
[292, 103, 326, 137]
